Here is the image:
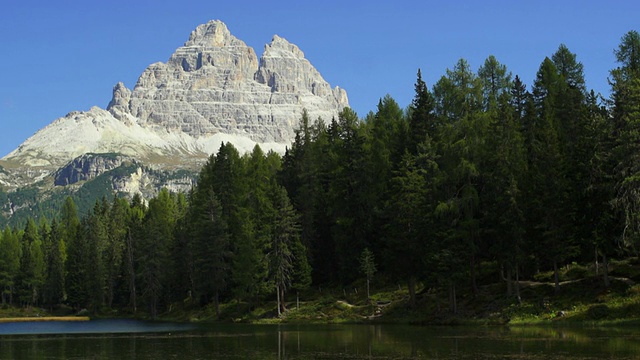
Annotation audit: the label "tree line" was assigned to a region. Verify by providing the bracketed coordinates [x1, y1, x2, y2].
[0, 30, 639, 317]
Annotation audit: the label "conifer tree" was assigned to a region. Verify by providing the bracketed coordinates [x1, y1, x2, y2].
[43, 219, 65, 306]
[0, 226, 20, 305]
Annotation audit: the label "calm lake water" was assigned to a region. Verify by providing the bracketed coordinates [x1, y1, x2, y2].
[1, 319, 639, 359]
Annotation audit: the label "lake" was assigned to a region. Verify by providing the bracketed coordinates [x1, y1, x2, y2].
[1, 319, 639, 359]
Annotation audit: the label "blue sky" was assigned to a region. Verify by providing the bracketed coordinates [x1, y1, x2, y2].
[1, 0, 638, 158]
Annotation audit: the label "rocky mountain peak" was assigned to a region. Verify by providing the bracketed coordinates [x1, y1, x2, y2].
[3, 20, 348, 184]
[264, 35, 306, 59]
[185, 20, 236, 48]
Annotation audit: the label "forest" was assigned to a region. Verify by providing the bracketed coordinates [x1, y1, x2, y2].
[1, 30, 640, 320]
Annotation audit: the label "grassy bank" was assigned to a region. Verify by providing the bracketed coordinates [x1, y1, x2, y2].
[3, 260, 640, 326]
[160, 259, 640, 326]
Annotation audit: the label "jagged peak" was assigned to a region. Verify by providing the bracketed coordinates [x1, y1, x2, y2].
[107, 82, 132, 113]
[184, 20, 237, 47]
[263, 35, 305, 59]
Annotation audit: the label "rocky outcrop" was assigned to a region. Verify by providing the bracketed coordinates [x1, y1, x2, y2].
[53, 153, 136, 186]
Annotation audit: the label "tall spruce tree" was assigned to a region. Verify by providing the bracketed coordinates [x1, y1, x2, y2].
[611, 31, 640, 251]
[139, 188, 176, 319]
[0, 226, 20, 305]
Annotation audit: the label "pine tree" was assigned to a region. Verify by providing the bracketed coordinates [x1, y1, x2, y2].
[359, 248, 376, 300]
[139, 188, 176, 319]
[268, 185, 302, 316]
[0, 226, 20, 305]
[530, 57, 578, 292]
[43, 219, 65, 306]
[191, 186, 230, 316]
[408, 69, 437, 152]
[611, 31, 640, 251]
[16, 219, 45, 306]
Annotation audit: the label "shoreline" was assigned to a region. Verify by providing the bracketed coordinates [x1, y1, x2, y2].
[0, 316, 90, 323]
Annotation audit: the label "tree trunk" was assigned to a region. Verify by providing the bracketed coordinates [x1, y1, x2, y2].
[214, 291, 220, 318]
[127, 233, 137, 313]
[276, 285, 281, 317]
[515, 264, 522, 305]
[506, 265, 513, 296]
[408, 277, 416, 308]
[553, 260, 560, 294]
[603, 252, 610, 288]
[366, 278, 370, 300]
[280, 286, 287, 313]
[449, 281, 457, 315]
[470, 255, 478, 297]
[594, 247, 599, 276]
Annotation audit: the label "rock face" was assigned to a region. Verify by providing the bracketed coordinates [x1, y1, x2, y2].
[53, 153, 136, 186]
[2, 20, 348, 174]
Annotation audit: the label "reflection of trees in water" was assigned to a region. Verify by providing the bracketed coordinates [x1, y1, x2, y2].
[4, 324, 640, 359]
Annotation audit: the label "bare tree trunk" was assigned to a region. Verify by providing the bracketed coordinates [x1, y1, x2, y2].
[127, 232, 137, 313]
[515, 264, 522, 305]
[408, 277, 416, 308]
[366, 278, 370, 300]
[553, 260, 560, 294]
[280, 286, 287, 313]
[214, 290, 220, 318]
[276, 285, 281, 317]
[594, 247, 599, 276]
[449, 281, 457, 315]
[506, 266, 513, 296]
[603, 252, 610, 288]
[470, 255, 478, 296]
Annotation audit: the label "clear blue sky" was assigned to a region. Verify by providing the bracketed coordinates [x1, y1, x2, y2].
[1, 0, 638, 158]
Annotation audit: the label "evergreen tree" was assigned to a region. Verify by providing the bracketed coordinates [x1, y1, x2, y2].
[190, 186, 230, 316]
[530, 57, 577, 292]
[611, 31, 640, 251]
[104, 197, 129, 308]
[139, 188, 176, 319]
[268, 185, 303, 316]
[359, 248, 376, 300]
[408, 69, 437, 152]
[16, 219, 45, 306]
[384, 143, 440, 308]
[0, 226, 20, 305]
[125, 194, 146, 313]
[42, 219, 65, 306]
[478, 55, 513, 110]
[432, 58, 485, 297]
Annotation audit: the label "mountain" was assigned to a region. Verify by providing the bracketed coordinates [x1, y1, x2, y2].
[0, 20, 348, 225]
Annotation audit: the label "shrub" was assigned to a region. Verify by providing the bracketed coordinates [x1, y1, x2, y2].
[587, 304, 610, 320]
[565, 265, 589, 280]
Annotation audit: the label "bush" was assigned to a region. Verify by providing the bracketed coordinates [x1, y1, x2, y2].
[587, 304, 610, 320]
[565, 264, 589, 280]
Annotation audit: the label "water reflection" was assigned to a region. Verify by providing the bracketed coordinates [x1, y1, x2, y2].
[1, 321, 640, 359]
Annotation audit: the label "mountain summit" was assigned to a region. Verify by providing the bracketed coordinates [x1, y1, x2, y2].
[3, 20, 348, 171]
